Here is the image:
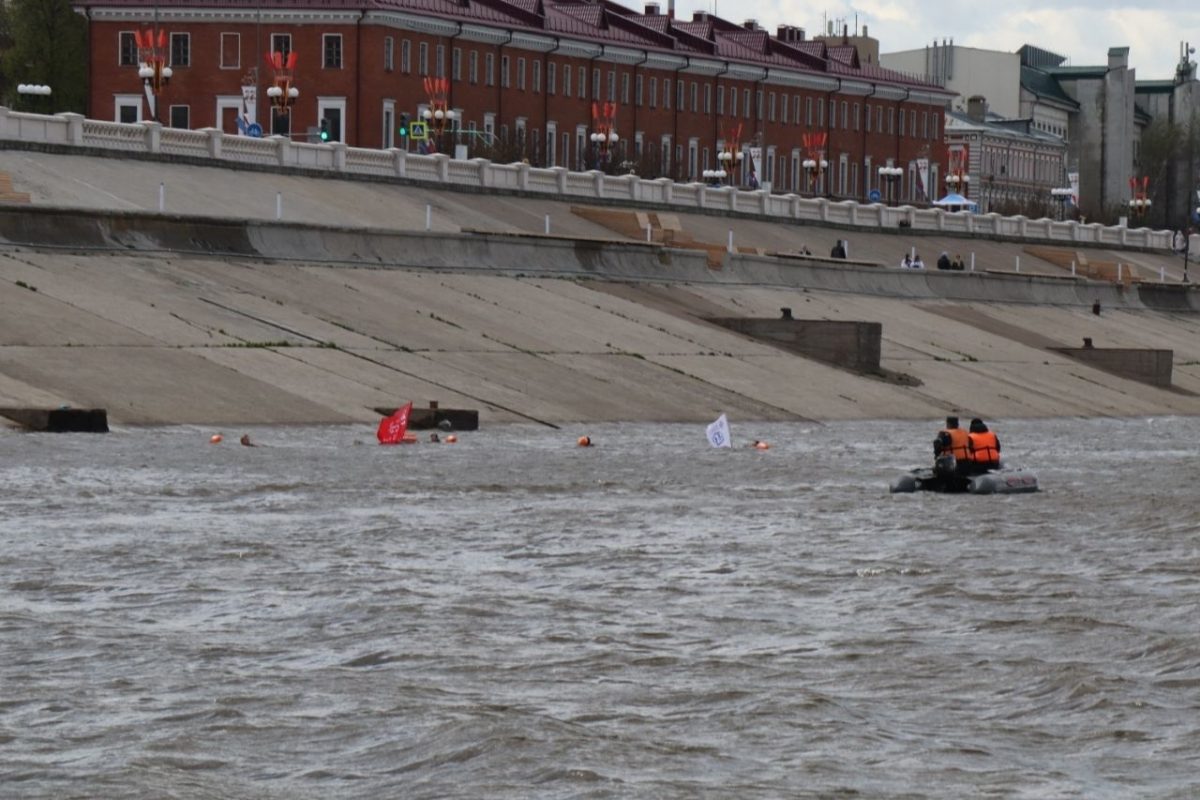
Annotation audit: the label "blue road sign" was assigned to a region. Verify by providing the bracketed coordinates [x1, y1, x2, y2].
[246, 122, 263, 138]
[868, 189, 882, 203]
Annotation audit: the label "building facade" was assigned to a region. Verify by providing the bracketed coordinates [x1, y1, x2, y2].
[944, 98, 1069, 216]
[1134, 44, 1200, 228]
[75, 0, 953, 201]
[882, 40, 1156, 220]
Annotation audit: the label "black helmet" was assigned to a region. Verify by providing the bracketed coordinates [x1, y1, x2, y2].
[945, 416, 959, 428]
[969, 418, 987, 433]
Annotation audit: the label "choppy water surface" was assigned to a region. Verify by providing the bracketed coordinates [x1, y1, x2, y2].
[2, 417, 1198, 798]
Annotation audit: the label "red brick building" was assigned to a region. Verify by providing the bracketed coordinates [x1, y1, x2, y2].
[75, 0, 952, 200]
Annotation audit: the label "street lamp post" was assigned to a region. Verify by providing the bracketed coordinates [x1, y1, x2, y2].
[716, 147, 742, 185]
[878, 165, 903, 206]
[590, 101, 619, 171]
[1128, 176, 1151, 221]
[803, 157, 828, 196]
[701, 167, 727, 187]
[16, 83, 52, 113]
[134, 28, 172, 123]
[589, 130, 619, 168]
[422, 77, 458, 154]
[945, 172, 970, 196]
[266, 50, 299, 136]
[713, 123, 744, 186]
[1127, 197, 1152, 219]
[801, 132, 828, 197]
[1050, 186, 1073, 220]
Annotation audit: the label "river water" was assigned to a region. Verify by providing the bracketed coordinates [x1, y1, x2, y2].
[2, 417, 1198, 798]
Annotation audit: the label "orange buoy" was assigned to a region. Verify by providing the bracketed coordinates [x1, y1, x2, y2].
[210, 434, 223, 444]
[446, 434, 458, 443]
[754, 440, 770, 450]
[577, 435, 592, 447]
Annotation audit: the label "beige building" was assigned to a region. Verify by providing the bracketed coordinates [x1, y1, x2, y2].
[881, 41, 1021, 118]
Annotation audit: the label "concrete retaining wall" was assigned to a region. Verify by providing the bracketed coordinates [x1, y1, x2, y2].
[707, 318, 882, 372]
[1052, 347, 1175, 387]
[1, 205, 1198, 311]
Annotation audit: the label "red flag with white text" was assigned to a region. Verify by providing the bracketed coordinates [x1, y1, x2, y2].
[377, 402, 413, 445]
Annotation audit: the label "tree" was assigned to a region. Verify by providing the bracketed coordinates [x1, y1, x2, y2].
[1136, 116, 1180, 228]
[1, 0, 87, 114]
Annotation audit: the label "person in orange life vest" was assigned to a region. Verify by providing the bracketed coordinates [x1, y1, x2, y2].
[933, 415, 971, 482]
[966, 418, 1001, 473]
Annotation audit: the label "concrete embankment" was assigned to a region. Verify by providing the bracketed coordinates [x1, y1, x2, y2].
[1, 170, 1199, 426]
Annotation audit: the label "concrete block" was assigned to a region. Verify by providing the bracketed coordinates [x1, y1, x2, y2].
[1051, 346, 1173, 387]
[0, 407, 109, 432]
[706, 317, 882, 373]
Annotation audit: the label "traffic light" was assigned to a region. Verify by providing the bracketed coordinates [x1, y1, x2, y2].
[319, 118, 330, 142]
[398, 112, 410, 139]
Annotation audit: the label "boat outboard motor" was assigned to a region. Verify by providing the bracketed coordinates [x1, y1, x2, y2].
[934, 454, 957, 477]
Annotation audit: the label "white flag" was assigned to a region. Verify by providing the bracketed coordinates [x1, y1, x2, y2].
[706, 413, 732, 448]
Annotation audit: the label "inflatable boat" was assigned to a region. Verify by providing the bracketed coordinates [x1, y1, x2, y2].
[889, 465, 1039, 494]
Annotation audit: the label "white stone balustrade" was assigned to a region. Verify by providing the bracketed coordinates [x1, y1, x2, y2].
[0, 106, 1188, 252]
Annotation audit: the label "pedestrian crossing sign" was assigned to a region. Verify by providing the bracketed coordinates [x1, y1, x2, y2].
[409, 121, 428, 140]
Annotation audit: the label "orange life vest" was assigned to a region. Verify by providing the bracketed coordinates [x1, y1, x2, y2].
[939, 427, 970, 461]
[968, 431, 1000, 463]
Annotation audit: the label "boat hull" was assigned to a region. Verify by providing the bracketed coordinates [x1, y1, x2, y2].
[889, 467, 1038, 494]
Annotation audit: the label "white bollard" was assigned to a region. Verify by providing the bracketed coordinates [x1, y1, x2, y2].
[1015, 255, 1020, 273]
[911, 246, 916, 260]
[728, 230, 734, 253]
[1160, 266, 1165, 281]
[545, 214, 550, 235]
[275, 191, 282, 221]
[1071, 260, 1076, 276]
[158, 182, 165, 212]
[646, 224, 652, 242]
[425, 204, 432, 231]
[970, 252, 975, 271]
[1118, 262, 1123, 282]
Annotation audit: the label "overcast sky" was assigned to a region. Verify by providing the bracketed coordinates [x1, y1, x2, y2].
[670, 0, 1197, 82]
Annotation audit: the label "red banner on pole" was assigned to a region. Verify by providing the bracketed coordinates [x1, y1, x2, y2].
[376, 402, 413, 445]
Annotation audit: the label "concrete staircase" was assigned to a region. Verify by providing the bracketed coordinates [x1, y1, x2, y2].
[571, 205, 770, 268]
[1024, 245, 1145, 284]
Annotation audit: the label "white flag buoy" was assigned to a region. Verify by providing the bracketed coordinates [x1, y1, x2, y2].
[706, 413, 732, 448]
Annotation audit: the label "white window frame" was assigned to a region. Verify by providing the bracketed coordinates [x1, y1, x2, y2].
[323, 33, 343, 69]
[382, 99, 395, 149]
[114, 93, 142, 123]
[317, 96, 348, 143]
[215, 95, 243, 135]
[170, 32, 191, 68]
[220, 32, 241, 70]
